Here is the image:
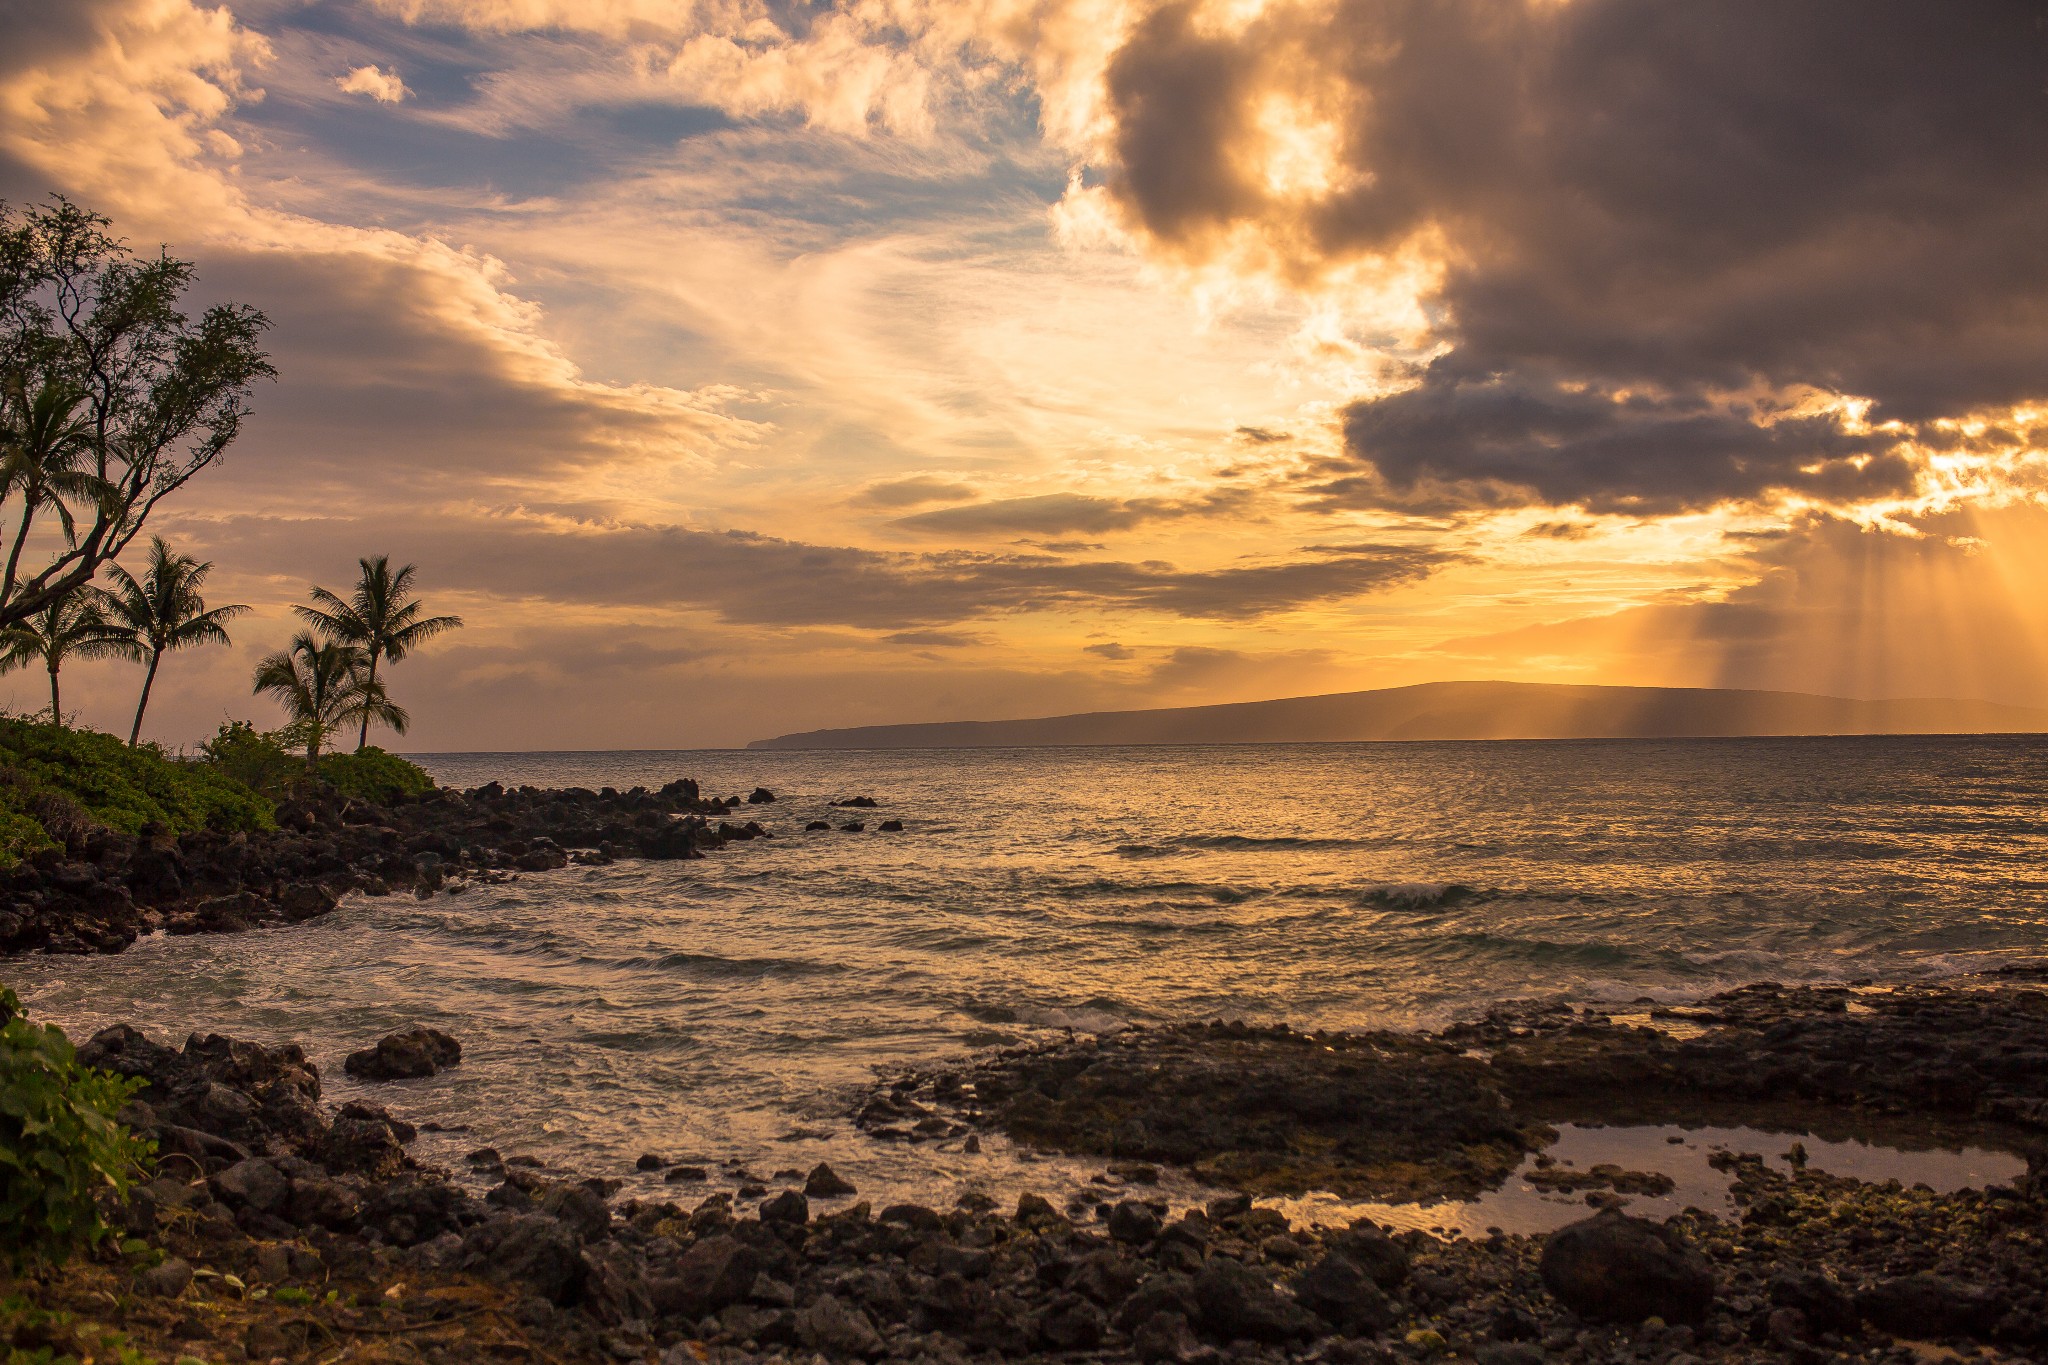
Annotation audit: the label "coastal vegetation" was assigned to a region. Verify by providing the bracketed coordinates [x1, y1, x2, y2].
[297, 555, 462, 751]
[0, 989, 151, 1269]
[0, 198, 271, 635]
[0, 719, 274, 864]
[0, 197, 463, 856]
[197, 720, 432, 805]
[0, 592, 120, 727]
[92, 538, 246, 746]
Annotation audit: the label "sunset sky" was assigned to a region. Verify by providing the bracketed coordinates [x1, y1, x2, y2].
[2, 0, 2045, 749]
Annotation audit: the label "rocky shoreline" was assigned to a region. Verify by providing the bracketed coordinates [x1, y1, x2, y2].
[0, 777, 781, 957]
[9, 974, 2048, 1364]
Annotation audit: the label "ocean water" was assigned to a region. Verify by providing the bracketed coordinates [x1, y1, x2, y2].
[9, 736, 2047, 1218]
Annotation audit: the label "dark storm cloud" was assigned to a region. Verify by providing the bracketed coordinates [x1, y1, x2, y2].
[1097, 0, 2048, 512]
[1325, 377, 1913, 515]
[196, 515, 1453, 627]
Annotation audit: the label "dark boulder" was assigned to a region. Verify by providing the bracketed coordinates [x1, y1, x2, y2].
[832, 796, 878, 808]
[1016, 1192, 1062, 1225]
[1190, 1259, 1316, 1343]
[1768, 1268, 1858, 1334]
[177, 891, 279, 934]
[462, 1213, 586, 1306]
[288, 1175, 364, 1231]
[344, 1025, 462, 1081]
[1857, 1273, 2002, 1338]
[794, 1293, 885, 1357]
[1327, 1221, 1410, 1287]
[1539, 1208, 1716, 1325]
[746, 788, 776, 804]
[1038, 1293, 1109, 1350]
[278, 882, 340, 923]
[1132, 1310, 1201, 1364]
[211, 1157, 290, 1214]
[126, 841, 185, 903]
[1066, 1249, 1141, 1306]
[1293, 1252, 1397, 1334]
[650, 1233, 762, 1319]
[804, 1162, 857, 1197]
[760, 1189, 810, 1224]
[322, 1100, 416, 1176]
[1108, 1199, 1164, 1244]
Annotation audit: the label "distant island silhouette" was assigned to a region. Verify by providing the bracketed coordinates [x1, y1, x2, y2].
[746, 680, 2048, 750]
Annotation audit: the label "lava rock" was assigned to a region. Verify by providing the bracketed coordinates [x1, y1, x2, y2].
[1856, 1272, 2002, 1338]
[746, 788, 776, 804]
[278, 882, 340, 923]
[462, 1213, 586, 1306]
[759, 1189, 810, 1224]
[1039, 1293, 1109, 1350]
[1191, 1259, 1317, 1343]
[795, 1293, 884, 1357]
[1328, 1221, 1410, 1287]
[1133, 1310, 1202, 1364]
[650, 1234, 762, 1319]
[1293, 1252, 1397, 1334]
[210, 1157, 289, 1214]
[344, 1025, 462, 1081]
[1768, 1268, 1858, 1334]
[136, 1256, 194, 1297]
[804, 1161, 857, 1197]
[1539, 1208, 1716, 1325]
[288, 1175, 364, 1231]
[1108, 1199, 1164, 1244]
[322, 1100, 415, 1176]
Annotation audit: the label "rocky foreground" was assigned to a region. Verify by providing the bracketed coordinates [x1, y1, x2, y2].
[8, 976, 2048, 1364]
[0, 778, 782, 957]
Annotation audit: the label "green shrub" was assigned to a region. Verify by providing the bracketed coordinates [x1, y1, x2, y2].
[317, 747, 435, 804]
[195, 723, 435, 805]
[197, 719, 302, 800]
[0, 720, 275, 865]
[0, 989, 154, 1268]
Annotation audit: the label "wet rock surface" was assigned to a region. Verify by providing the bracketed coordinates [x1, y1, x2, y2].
[873, 978, 2048, 1203]
[0, 776, 780, 957]
[1538, 1208, 1717, 1324]
[345, 1023, 463, 1080]
[33, 975, 2048, 1364]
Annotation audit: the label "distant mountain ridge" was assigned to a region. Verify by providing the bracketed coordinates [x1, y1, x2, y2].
[746, 680, 2048, 750]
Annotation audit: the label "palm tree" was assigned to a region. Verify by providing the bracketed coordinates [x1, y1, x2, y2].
[253, 632, 407, 774]
[296, 556, 462, 750]
[96, 537, 248, 745]
[0, 591, 121, 726]
[0, 378, 107, 606]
